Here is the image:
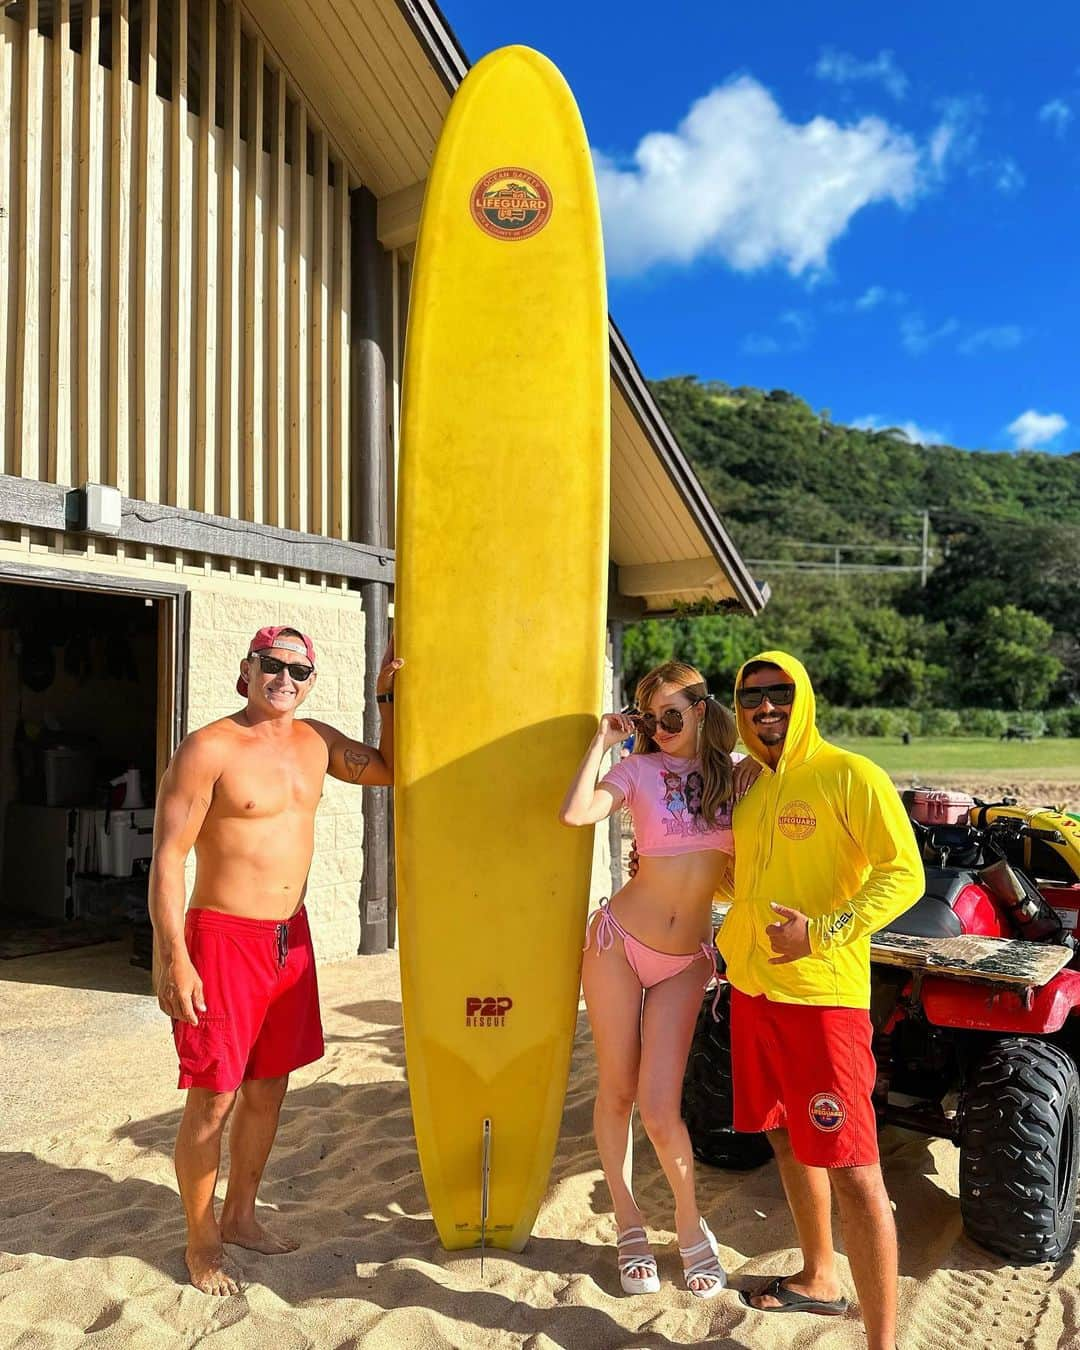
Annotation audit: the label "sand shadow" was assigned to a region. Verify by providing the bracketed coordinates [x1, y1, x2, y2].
[337, 999, 406, 1027]
[0, 1150, 191, 1285]
[0, 937, 153, 996]
[20, 1072, 746, 1344]
[324, 999, 407, 1066]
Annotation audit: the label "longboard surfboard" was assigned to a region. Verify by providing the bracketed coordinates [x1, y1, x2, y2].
[394, 45, 609, 1253]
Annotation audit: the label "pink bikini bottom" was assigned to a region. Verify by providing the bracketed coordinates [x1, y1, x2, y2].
[585, 901, 721, 1018]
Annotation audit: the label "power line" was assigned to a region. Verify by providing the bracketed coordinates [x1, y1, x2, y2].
[752, 510, 937, 583]
[775, 539, 925, 553]
[746, 560, 933, 574]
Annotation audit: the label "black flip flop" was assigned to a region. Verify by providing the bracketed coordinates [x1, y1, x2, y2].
[739, 1275, 849, 1315]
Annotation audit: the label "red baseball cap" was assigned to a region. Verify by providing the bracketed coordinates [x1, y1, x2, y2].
[237, 626, 317, 696]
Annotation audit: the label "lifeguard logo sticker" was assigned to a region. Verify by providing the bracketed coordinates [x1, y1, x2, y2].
[777, 799, 817, 841]
[809, 1093, 847, 1133]
[465, 996, 513, 1028]
[470, 168, 552, 241]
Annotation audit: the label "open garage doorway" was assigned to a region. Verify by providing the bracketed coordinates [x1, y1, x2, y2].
[0, 565, 187, 978]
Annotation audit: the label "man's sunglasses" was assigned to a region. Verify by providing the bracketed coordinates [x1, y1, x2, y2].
[251, 653, 315, 681]
[736, 683, 795, 710]
[622, 700, 703, 737]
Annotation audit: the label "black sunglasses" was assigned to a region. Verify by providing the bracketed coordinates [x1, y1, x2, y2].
[252, 653, 315, 682]
[736, 682, 795, 710]
[622, 699, 703, 737]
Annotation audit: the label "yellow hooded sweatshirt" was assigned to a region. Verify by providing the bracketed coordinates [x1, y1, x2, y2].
[718, 649, 923, 1009]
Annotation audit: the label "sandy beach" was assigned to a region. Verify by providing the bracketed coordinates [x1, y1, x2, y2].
[2, 939, 1078, 1350]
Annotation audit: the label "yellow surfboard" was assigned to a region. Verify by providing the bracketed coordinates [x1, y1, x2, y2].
[394, 45, 609, 1253]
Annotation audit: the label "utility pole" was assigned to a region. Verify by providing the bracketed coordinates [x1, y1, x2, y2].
[920, 509, 929, 587]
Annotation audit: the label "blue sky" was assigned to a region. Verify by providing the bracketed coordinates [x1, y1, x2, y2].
[448, 1, 1078, 453]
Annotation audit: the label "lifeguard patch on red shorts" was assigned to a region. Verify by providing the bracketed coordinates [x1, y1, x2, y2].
[809, 1092, 847, 1132]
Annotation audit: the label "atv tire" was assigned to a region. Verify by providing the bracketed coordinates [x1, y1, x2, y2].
[681, 982, 772, 1170]
[960, 1036, 1080, 1264]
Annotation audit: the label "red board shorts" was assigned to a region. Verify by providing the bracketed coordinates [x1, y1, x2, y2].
[729, 987, 878, 1168]
[173, 906, 324, 1093]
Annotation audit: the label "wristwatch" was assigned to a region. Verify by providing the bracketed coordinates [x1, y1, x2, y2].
[376, 691, 393, 704]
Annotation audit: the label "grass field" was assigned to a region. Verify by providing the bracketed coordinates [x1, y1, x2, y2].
[833, 736, 1080, 778]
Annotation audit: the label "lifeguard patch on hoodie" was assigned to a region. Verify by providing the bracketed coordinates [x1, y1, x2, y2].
[777, 800, 817, 840]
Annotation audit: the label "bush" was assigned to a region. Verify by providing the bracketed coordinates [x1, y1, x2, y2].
[1005, 711, 1046, 738]
[1045, 708, 1080, 738]
[919, 708, 963, 737]
[854, 708, 910, 737]
[965, 709, 1010, 738]
[809, 706, 1065, 738]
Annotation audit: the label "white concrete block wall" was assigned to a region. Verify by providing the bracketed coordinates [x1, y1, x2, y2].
[183, 583, 368, 962]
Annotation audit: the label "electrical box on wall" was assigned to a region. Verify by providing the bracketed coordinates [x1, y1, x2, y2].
[65, 484, 122, 536]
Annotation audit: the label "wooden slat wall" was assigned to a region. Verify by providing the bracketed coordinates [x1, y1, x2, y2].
[0, 16, 13, 476]
[0, 0, 357, 541]
[13, 0, 45, 480]
[108, 0, 132, 494]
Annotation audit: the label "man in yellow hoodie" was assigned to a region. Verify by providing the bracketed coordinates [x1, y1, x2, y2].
[720, 651, 922, 1350]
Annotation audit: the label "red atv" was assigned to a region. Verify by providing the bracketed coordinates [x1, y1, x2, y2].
[682, 796, 1080, 1265]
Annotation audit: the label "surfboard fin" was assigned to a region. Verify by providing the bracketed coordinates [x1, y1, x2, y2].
[480, 1117, 492, 1278]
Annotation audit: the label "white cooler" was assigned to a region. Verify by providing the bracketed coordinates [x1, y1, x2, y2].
[97, 808, 155, 877]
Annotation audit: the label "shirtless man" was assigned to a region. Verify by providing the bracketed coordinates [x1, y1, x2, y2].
[149, 624, 401, 1296]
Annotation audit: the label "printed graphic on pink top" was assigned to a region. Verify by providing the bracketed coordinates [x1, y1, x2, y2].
[599, 752, 737, 858]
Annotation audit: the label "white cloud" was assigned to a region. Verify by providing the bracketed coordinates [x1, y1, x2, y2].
[594, 76, 922, 278]
[1039, 99, 1073, 137]
[741, 333, 782, 355]
[853, 414, 946, 446]
[900, 314, 960, 355]
[929, 96, 983, 172]
[992, 158, 1025, 194]
[959, 325, 1025, 354]
[779, 309, 814, 343]
[855, 284, 905, 310]
[1007, 410, 1068, 448]
[856, 284, 887, 309]
[927, 97, 1024, 195]
[903, 316, 1027, 357]
[814, 48, 909, 100]
[741, 309, 814, 356]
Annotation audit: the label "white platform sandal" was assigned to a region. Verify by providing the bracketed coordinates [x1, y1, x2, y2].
[679, 1219, 727, 1300]
[616, 1225, 661, 1295]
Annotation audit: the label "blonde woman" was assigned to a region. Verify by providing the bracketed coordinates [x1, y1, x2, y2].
[560, 661, 756, 1299]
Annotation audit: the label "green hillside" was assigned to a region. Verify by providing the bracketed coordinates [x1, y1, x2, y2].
[622, 377, 1080, 725]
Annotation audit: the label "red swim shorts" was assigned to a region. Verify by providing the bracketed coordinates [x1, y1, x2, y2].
[728, 987, 878, 1168]
[173, 906, 324, 1093]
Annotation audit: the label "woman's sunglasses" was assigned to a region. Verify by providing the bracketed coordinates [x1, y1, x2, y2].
[736, 682, 795, 710]
[622, 699, 703, 737]
[252, 653, 315, 682]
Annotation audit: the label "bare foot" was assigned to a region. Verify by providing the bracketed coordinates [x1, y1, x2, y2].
[185, 1244, 242, 1296]
[220, 1213, 299, 1255]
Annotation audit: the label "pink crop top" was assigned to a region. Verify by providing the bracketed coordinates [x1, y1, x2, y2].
[599, 751, 737, 857]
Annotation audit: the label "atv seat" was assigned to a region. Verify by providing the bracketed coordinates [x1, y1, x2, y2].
[882, 867, 979, 939]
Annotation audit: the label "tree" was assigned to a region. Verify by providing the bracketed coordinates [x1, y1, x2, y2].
[955, 606, 1061, 710]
